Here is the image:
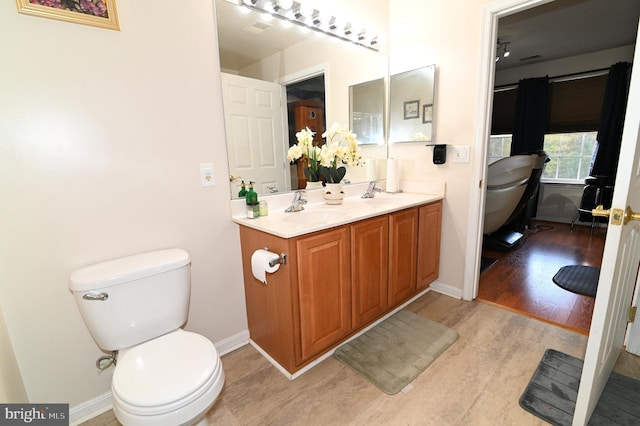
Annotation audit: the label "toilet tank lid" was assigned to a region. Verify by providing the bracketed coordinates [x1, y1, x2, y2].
[69, 249, 190, 292]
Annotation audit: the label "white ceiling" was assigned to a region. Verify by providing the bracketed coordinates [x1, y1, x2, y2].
[215, 0, 640, 72]
[496, 0, 640, 70]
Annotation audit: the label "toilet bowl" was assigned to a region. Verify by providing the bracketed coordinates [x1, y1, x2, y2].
[69, 249, 224, 426]
[112, 330, 224, 426]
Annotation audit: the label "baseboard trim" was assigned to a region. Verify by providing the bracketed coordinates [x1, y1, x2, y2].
[430, 280, 462, 299]
[215, 329, 250, 356]
[69, 392, 112, 426]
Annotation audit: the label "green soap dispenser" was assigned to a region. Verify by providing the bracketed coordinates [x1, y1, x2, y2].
[245, 181, 260, 219]
[238, 180, 247, 198]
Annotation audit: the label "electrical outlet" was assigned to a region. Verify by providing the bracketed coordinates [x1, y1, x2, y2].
[200, 163, 215, 187]
[453, 145, 470, 163]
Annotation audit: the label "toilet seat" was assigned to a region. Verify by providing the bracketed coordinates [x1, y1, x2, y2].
[112, 329, 221, 416]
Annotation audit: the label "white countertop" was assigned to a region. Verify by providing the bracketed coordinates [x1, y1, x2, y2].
[230, 182, 445, 239]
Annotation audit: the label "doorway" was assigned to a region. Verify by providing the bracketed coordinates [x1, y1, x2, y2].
[464, 0, 636, 312]
[285, 74, 326, 190]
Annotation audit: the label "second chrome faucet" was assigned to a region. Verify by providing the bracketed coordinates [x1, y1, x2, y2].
[361, 181, 383, 198]
[285, 190, 308, 212]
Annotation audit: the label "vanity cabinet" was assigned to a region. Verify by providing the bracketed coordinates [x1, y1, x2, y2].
[351, 216, 389, 329]
[238, 200, 442, 375]
[388, 208, 419, 306]
[417, 202, 442, 290]
[295, 227, 351, 361]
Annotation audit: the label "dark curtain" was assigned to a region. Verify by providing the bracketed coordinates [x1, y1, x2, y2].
[590, 62, 631, 179]
[510, 77, 549, 155]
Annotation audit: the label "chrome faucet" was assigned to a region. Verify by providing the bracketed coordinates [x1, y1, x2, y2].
[362, 181, 383, 198]
[285, 190, 308, 212]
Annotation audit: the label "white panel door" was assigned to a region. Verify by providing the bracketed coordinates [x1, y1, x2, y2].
[572, 18, 640, 424]
[221, 73, 287, 197]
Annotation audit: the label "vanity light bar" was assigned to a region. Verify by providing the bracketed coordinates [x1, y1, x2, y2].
[232, 0, 380, 51]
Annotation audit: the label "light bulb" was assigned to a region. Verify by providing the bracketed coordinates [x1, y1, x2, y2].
[299, 3, 314, 18]
[503, 50, 510, 58]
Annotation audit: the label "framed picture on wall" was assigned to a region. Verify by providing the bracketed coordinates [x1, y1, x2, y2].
[16, 0, 120, 30]
[423, 104, 433, 123]
[403, 100, 420, 120]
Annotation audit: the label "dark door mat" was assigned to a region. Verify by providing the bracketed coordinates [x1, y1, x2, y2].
[480, 256, 498, 273]
[520, 349, 640, 425]
[552, 265, 600, 297]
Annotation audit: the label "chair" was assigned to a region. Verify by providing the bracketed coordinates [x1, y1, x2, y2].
[483, 151, 549, 250]
[571, 175, 614, 231]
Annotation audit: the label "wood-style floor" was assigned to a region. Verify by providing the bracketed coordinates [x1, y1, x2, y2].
[82, 291, 640, 426]
[478, 220, 606, 335]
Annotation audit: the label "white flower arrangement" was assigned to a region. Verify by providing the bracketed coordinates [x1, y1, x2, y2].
[288, 123, 363, 184]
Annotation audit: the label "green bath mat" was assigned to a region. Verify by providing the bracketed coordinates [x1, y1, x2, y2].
[334, 310, 459, 394]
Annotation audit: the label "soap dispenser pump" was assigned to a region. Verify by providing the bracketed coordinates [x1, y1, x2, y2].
[245, 182, 260, 219]
[238, 180, 247, 198]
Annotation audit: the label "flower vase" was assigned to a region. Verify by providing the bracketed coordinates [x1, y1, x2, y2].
[323, 183, 344, 205]
[305, 181, 324, 190]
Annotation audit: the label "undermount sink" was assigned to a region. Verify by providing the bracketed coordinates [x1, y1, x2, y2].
[282, 208, 347, 224]
[363, 195, 411, 207]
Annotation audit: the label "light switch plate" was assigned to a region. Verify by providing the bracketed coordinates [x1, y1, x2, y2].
[200, 163, 215, 187]
[452, 145, 470, 163]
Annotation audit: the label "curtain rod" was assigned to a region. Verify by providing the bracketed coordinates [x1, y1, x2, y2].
[494, 66, 611, 91]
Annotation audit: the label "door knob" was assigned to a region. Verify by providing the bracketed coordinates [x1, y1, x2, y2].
[592, 205, 640, 226]
[623, 206, 640, 224]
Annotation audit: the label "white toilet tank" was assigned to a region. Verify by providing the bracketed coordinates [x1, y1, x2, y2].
[69, 249, 191, 351]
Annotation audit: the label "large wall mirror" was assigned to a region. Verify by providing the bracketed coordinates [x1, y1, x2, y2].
[388, 65, 436, 143]
[215, 0, 389, 199]
[349, 78, 385, 146]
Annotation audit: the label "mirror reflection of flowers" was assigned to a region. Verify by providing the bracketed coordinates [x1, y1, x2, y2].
[287, 127, 322, 182]
[319, 123, 363, 183]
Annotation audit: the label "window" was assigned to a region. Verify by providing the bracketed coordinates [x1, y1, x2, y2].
[489, 131, 597, 182]
[488, 134, 512, 164]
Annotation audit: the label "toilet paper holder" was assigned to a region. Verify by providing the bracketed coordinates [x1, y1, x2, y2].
[264, 247, 286, 267]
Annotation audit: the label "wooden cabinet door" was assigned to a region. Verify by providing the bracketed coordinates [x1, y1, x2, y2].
[417, 201, 442, 290]
[388, 208, 418, 306]
[295, 105, 325, 142]
[351, 216, 388, 328]
[295, 227, 351, 362]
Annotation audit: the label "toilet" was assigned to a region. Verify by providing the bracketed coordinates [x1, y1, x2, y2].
[69, 249, 224, 426]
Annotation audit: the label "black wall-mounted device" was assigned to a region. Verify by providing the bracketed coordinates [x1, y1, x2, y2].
[427, 144, 447, 164]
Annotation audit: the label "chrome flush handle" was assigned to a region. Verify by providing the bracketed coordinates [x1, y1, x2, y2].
[82, 292, 109, 301]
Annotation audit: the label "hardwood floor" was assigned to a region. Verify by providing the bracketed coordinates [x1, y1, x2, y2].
[478, 220, 606, 335]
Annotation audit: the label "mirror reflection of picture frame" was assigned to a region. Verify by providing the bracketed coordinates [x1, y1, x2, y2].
[16, 0, 120, 30]
[404, 100, 419, 120]
[422, 104, 433, 123]
[388, 64, 436, 143]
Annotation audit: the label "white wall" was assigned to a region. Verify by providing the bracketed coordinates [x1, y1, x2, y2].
[495, 45, 636, 87]
[0, 0, 247, 415]
[0, 306, 27, 403]
[388, 0, 489, 294]
[537, 183, 583, 224]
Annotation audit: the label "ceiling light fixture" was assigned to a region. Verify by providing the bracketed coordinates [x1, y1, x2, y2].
[496, 39, 511, 61]
[274, 0, 293, 10]
[234, 0, 379, 51]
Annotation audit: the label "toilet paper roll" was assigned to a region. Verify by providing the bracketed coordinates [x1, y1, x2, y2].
[386, 158, 400, 193]
[251, 249, 281, 284]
